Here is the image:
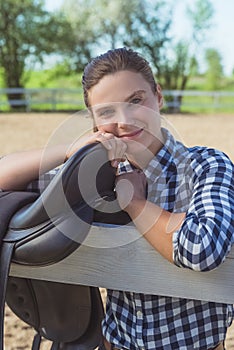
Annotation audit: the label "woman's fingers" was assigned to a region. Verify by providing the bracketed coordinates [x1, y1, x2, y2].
[97, 132, 127, 167]
[66, 131, 127, 168]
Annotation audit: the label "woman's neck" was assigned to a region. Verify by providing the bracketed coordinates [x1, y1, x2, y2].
[126, 137, 164, 169]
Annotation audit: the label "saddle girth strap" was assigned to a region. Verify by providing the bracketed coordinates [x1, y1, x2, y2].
[32, 333, 42, 350]
[0, 242, 15, 350]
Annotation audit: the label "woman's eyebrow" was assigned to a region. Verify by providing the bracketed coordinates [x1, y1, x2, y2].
[94, 104, 115, 114]
[124, 90, 146, 102]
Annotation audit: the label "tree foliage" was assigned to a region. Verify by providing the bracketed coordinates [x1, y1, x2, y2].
[159, 0, 214, 92]
[187, 0, 214, 45]
[65, 0, 213, 93]
[61, 0, 147, 70]
[60, 0, 100, 71]
[60, 0, 175, 81]
[122, 0, 173, 77]
[154, 0, 214, 110]
[0, 0, 72, 90]
[205, 48, 223, 90]
[90, 0, 139, 49]
[0, 0, 218, 112]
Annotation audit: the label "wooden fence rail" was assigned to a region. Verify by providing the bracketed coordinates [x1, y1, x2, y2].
[10, 224, 234, 304]
[1, 88, 234, 112]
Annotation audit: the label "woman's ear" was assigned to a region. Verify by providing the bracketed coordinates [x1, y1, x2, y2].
[156, 84, 164, 109]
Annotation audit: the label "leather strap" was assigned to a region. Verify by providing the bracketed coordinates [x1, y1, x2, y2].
[0, 242, 15, 350]
[32, 333, 42, 350]
[50, 342, 59, 350]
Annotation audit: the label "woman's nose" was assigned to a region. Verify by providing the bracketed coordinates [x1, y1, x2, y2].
[117, 108, 133, 127]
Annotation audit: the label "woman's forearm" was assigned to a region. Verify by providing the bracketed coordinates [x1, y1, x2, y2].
[125, 199, 185, 263]
[0, 144, 68, 191]
[0, 129, 111, 192]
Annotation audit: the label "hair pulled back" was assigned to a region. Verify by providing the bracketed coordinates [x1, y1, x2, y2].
[82, 47, 156, 107]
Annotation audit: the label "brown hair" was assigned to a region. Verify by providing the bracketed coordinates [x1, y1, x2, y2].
[82, 47, 157, 107]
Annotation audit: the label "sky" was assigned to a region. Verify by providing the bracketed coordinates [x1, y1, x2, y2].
[45, 0, 234, 76]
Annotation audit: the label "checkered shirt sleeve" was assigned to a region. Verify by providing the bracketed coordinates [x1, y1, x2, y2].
[173, 148, 234, 271]
[26, 168, 59, 193]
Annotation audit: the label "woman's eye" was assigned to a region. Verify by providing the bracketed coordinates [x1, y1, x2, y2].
[99, 109, 115, 118]
[130, 98, 142, 104]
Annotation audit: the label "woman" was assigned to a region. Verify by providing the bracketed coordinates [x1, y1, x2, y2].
[0, 48, 233, 350]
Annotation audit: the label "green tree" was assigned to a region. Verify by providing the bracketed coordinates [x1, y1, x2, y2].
[123, 0, 173, 77]
[205, 48, 223, 90]
[55, 0, 214, 112]
[60, 0, 100, 72]
[187, 0, 214, 46]
[162, 0, 214, 90]
[160, 0, 214, 111]
[61, 0, 144, 71]
[122, 0, 213, 89]
[0, 0, 72, 108]
[94, 0, 144, 50]
[160, 41, 197, 90]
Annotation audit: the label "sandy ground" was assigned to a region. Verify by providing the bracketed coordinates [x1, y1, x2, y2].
[1, 112, 234, 349]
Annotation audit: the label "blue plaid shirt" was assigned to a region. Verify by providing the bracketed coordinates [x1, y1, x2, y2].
[26, 128, 234, 350]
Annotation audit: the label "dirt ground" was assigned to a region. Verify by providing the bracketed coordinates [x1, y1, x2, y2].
[1, 112, 234, 349]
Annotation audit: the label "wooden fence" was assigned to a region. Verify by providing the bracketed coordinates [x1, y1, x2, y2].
[1, 88, 234, 112]
[10, 223, 234, 304]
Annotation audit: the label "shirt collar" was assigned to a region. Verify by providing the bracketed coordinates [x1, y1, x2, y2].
[118, 128, 188, 178]
[155, 128, 177, 164]
[144, 128, 177, 179]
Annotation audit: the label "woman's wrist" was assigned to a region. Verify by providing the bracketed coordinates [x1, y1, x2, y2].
[124, 198, 147, 218]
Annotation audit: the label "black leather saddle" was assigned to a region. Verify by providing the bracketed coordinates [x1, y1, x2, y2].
[0, 142, 130, 350]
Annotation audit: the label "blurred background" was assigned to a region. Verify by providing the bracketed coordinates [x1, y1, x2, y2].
[0, 0, 234, 113]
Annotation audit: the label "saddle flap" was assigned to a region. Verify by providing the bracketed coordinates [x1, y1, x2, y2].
[8, 204, 93, 266]
[6, 278, 93, 343]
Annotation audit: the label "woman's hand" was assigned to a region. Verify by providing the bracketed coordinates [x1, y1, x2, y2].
[115, 169, 147, 212]
[97, 132, 127, 167]
[66, 131, 127, 168]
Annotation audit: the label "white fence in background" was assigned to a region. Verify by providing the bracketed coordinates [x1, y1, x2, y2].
[1, 88, 234, 112]
[0, 88, 84, 112]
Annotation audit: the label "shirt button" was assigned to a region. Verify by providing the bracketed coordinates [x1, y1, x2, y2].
[137, 310, 143, 318]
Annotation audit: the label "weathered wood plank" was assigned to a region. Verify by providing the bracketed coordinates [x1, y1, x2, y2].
[9, 224, 234, 304]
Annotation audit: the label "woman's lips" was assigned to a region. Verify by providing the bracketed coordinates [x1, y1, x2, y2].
[119, 128, 143, 139]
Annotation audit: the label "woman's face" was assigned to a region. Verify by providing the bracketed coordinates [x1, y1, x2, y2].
[88, 70, 163, 157]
